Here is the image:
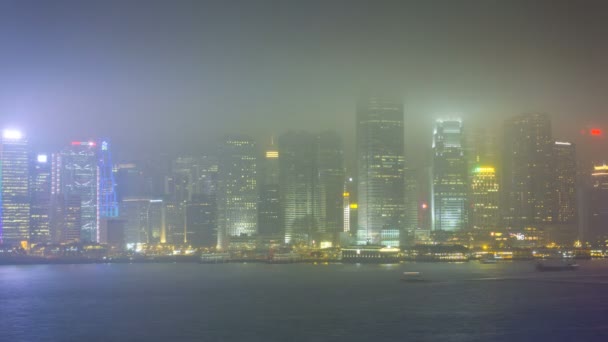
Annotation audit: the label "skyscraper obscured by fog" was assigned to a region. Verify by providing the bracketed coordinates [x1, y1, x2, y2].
[0, 130, 30, 245]
[588, 163, 608, 245]
[52, 141, 99, 242]
[356, 96, 405, 245]
[503, 114, 554, 229]
[470, 167, 500, 229]
[29, 154, 52, 244]
[216, 136, 257, 249]
[258, 139, 281, 237]
[317, 131, 345, 242]
[553, 142, 577, 224]
[432, 119, 468, 232]
[279, 131, 323, 244]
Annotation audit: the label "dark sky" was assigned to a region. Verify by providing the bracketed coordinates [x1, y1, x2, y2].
[1, 0, 607, 166]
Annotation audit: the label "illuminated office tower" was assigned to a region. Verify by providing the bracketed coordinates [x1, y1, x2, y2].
[279, 131, 324, 244]
[98, 140, 118, 219]
[588, 163, 608, 245]
[121, 198, 165, 244]
[503, 114, 554, 229]
[432, 119, 468, 232]
[29, 154, 52, 244]
[216, 136, 257, 249]
[553, 141, 577, 224]
[53, 141, 98, 242]
[258, 139, 281, 237]
[0, 130, 30, 245]
[470, 167, 500, 229]
[317, 131, 345, 241]
[356, 96, 405, 245]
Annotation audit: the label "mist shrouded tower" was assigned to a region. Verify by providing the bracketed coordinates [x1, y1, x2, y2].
[0, 130, 30, 246]
[216, 135, 258, 249]
[356, 96, 405, 245]
[432, 119, 468, 232]
[503, 114, 554, 229]
[98, 140, 119, 219]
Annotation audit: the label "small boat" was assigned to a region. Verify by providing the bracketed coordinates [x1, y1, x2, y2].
[480, 256, 498, 264]
[401, 272, 427, 282]
[536, 260, 579, 272]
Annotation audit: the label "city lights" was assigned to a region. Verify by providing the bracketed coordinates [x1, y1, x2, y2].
[2, 129, 23, 140]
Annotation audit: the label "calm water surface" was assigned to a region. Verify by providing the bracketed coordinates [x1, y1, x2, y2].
[2, 260, 608, 341]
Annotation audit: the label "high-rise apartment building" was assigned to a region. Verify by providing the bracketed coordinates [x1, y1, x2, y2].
[216, 136, 257, 249]
[0, 130, 30, 246]
[356, 96, 405, 245]
[432, 119, 468, 232]
[503, 114, 554, 229]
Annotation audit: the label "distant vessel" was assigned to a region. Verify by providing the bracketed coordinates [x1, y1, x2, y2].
[536, 260, 579, 272]
[480, 255, 498, 264]
[401, 272, 427, 282]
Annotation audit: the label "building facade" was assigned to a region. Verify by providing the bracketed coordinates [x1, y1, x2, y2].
[470, 167, 500, 230]
[356, 96, 405, 245]
[29, 154, 52, 244]
[432, 119, 468, 232]
[0, 130, 30, 245]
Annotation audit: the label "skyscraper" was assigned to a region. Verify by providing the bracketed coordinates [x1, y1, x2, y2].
[553, 141, 577, 224]
[470, 167, 500, 230]
[52, 141, 99, 242]
[216, 136, 258, 249]
[317, 131, 345, 240]
[432, 119, 468, 232]
[0, 130, 30, 246]
[279, 131, 323, 244]
[29, 154, 52, 244]
[258, 139, 281, 237]
[98, 140, 118, 219]
[503, 114, 554, 229]
[588, 163, 608, 245]
[356, 96, 405, 245]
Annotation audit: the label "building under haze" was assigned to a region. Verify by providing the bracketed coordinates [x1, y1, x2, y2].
[29, 154, 52, 244]
[52, 141, 100, 242]
[98, 140, 119, 219]
[469, 166, 500, 230]
[121, 198, 165, 244]
[0, 130, 30, 246]
[356, 96, 405, 245]
[258, 139, 281, 238]
[503, 114, 554, 230]
[279, 131, 324, 245]
[588, 163, 608, 246]
[317, 131, 345, 244]
[432, 119, 468, 232]
[216, 136, 258, 249]
[553, 141, 577, 224]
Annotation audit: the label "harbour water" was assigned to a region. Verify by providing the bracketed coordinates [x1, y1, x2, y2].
[2, 260, 608, 341]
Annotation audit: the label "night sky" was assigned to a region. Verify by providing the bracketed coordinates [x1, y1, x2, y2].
[1, 0, 607, 166]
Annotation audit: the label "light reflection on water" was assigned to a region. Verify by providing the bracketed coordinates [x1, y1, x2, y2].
[2, 260, 608, 341]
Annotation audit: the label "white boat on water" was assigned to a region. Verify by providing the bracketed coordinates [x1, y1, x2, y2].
[401, 272, 427, 282]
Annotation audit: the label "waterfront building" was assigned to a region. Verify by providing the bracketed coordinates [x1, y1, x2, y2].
[52, 141, 99, 242]
[470, 166, 500, 230]
[0, 129, 30, 246]
[553, 141, 577, 224]
[356, 95, 405, 245]
[589, 163, 608, 245]
[502, 114, 554, 229]
[258, 139, 281, 238]
[29, 154, 52, 244]
[216, 136, 258, 249]
[432, 119, 468, 232]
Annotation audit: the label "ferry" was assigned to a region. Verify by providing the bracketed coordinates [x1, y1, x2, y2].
[400, 272, 427, 283]
[536, 259, 579, 272]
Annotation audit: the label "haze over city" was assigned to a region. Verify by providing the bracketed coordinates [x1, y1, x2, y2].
[1, 0, 607, 165]
[3, 1, 608, 341]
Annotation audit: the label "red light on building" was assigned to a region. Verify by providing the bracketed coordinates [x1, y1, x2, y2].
[71, 141, 82, 145]
[591, 128, 602, 136]
[421, 203, 428, 210]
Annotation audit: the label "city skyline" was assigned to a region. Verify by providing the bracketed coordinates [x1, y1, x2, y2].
[1, 1, 607, 167]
